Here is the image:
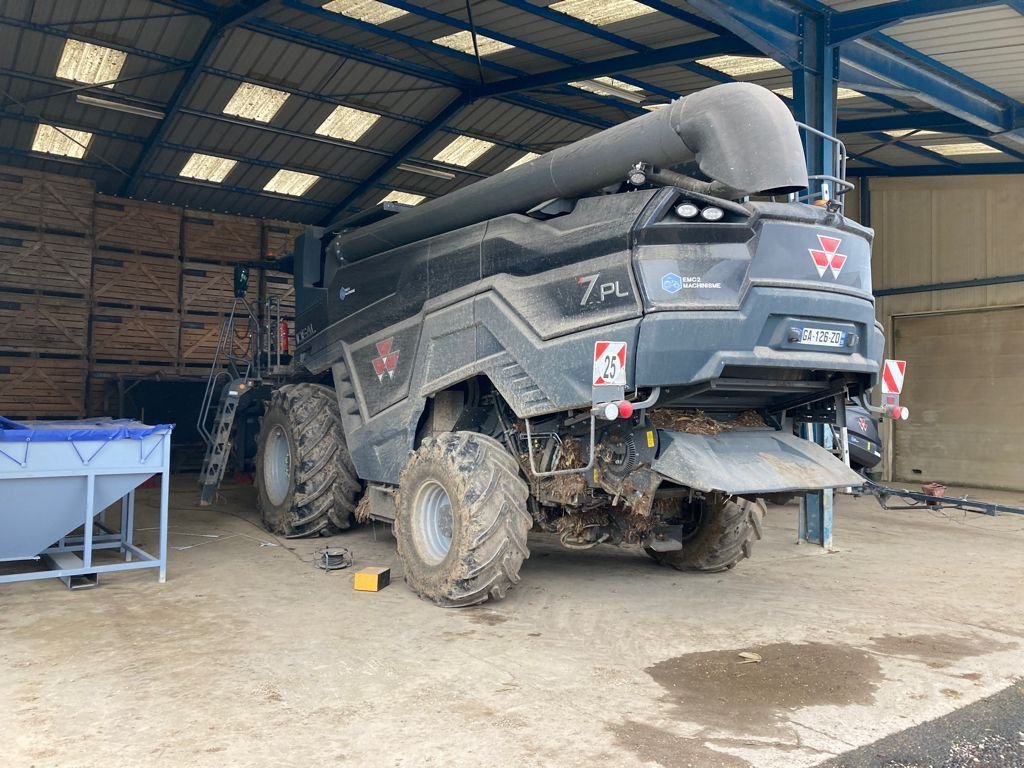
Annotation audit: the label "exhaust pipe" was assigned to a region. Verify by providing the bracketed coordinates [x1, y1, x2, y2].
[331, 82, 808, 262]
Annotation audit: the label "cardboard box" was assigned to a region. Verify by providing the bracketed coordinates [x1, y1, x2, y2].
[353, 566, 391, 592]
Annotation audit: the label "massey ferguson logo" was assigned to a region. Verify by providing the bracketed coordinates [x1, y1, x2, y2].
[809, 234, 847, 279]
[371, 338, 399, 382]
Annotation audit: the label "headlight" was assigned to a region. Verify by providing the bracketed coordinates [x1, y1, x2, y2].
[700, 206, 724, 221]
[675, 202, 700, 219]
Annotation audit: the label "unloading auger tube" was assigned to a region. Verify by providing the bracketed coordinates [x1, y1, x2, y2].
[328, 82, 809, 263]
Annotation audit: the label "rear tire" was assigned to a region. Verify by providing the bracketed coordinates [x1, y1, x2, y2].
[395, 432, 531, 607]
[256, 383, 362, 537]
[647, 494, 765, 573]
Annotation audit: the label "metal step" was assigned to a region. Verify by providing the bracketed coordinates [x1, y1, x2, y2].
[198, 378, 251, 506]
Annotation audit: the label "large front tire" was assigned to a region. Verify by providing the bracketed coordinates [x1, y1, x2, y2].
[395, 432, 531, 607]
[256, 383, 362, 537]
[647, 494, 765, 573]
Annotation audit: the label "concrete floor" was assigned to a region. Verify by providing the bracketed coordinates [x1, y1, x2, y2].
[1, 478, 1023, 768]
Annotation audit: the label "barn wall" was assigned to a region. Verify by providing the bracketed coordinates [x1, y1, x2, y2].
[0, 164, 304, 419]
[865, 174, 1024, 483]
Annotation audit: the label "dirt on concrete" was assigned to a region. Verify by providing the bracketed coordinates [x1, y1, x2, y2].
[866, 633, 1013, 668]
[2, 477, 1024, 768]
[610, 719, 752, 768]
[645, 641, 882, 734]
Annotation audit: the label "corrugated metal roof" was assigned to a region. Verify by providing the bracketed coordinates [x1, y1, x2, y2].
[0, 0, 1020, 223]
[887, 6, 1024, 102]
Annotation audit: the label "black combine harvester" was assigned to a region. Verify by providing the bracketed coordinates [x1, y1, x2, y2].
[200, 82, 886, 606]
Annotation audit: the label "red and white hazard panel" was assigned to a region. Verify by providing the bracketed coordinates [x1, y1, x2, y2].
[593, 341, 627, 386]
[881, 359, 906, 394]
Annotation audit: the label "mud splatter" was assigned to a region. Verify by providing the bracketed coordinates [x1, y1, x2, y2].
[645, 642, 881, 733]
[611, 719, 751, 768]
[466, 610, 509, 626]
[867, 633, 1012, 667]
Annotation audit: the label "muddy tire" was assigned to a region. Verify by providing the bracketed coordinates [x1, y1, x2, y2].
[256, 383, 362, 537]
[647, 495, 765, 573]
[395, 432, 531, 607]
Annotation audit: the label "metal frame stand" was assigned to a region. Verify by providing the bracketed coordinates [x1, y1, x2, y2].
[0, 428, 171, 589]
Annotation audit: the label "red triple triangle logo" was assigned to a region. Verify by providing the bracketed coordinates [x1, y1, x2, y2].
[371, 337, 400, 382]
[809, 234, 847, 279]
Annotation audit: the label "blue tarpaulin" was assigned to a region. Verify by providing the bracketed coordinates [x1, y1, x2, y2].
[0, 417, 175, 442]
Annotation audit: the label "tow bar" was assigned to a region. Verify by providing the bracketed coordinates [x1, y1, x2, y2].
[862, 480, 1024, 517]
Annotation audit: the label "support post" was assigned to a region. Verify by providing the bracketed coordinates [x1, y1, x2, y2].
[159, 437, 171, 583]
[791, 12, 838, 201]
[799, 424, 834, 549]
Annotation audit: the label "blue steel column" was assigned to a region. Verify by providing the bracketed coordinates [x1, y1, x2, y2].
[791, 11, 837, 201]
[793, 12, 836, 548]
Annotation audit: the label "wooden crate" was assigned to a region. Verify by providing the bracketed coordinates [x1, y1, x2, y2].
[262, 270, 295, 317]
[0, 292, 89, 355]
[264, 219, 305, 260]
[0, 229, 92, 296]
[92, 253, 181, 311]
[86, 376, 116, 418]
[94, 195, 182, 256]
[181, 262, 237, 314]
[0, 354, 86, 419]
[91, 308, 180, 367]
[183, 211, 261, 263]
[0, 166, 94, 235]
[178, 314, 255, 368]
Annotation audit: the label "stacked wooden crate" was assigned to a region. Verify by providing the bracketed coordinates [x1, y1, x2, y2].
[0, 166, 93, 419]
[261, 219, 304, 354]
[89, 196, 183, 414]
[179, 211, 262, 374]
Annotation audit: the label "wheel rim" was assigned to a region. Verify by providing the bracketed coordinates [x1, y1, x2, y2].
[414, 480, 454, 564]
[263, 424, 291, 507]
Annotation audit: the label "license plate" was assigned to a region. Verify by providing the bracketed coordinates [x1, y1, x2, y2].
[799, 327, 845, 346]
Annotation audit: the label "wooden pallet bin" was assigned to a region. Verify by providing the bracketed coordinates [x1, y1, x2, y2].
[0, 354, 86, 419]
[179, 314, 256, 371]
[263, 219, 304, 260]
[92, 253, 181, 312]
[181, 262, 240, 314]
[0, 292, 89, 356]
[0, 229, 93, 297]
[183, 211, 261, 263]
[0, 165, 94, 235]
[91, 307, 181, 374]
[94, 195, 182, 256]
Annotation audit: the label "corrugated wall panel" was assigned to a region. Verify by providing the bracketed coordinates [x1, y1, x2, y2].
[868, 175, 1024, 484]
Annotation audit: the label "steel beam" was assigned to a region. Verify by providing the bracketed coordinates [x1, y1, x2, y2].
[838, 113, 987, 136]
[476, 38, 758, 99]
[279, 0, 648, 117]
[683, 0, 1024, 150]
[244, 19, 614, 131]
[144, 171, 335, 208]
[321, 96, 473, 226]
[830, 1, 1005, 44]
[848, 161, 1024, 177]
[684, 0, 802, 67]
[121, 0, 276, 196]
[0, 17, 190, 66]
[371, 0, 675, 100]
[0, 107, 148, 144]
[790, 12, 837, 192]
[842, 38, 1015, 135]
[495, 0, 749, 86]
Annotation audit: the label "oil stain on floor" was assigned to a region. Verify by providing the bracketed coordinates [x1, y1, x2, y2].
[613, 641, 884, 767]
[646, 641, 882, 732]
[866, 632, 1013, 668]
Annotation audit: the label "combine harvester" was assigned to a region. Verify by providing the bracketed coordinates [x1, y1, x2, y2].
[202, 82, 899, 605]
